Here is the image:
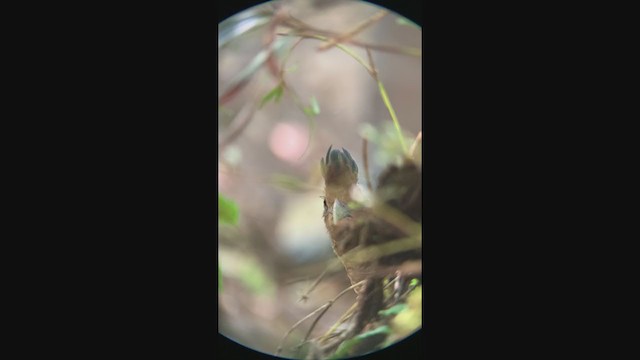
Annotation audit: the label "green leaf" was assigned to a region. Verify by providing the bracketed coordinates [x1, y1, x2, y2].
[218, 194, 239, 225]
[238, 258, 275, 295]
[303, 107, 314, 117]
[377, 79, 407, 154]
[303, 96, 320, 118]
[309, 96, 320, 115]
[378, 303, 408, 317]
[260, 83, 284, 108]
[330, 325, 391, 359]
[388, 286, 422, 343]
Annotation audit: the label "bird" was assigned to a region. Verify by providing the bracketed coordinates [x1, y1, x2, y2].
[320, 145, 422, 349]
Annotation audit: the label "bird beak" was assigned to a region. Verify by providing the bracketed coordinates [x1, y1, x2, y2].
[332, 200, 351, 225]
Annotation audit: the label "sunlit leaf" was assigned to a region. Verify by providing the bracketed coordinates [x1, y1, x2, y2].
[378, 303, 408, 317]
[376, 79, 407, 153]
[309, 96, 320, 115]
[303, 107, 314, 117]
[260, 83, 284, 108]
[238, 258, 276, 296]
[303, 96, 320, 118]
[219, 194, 239, 225]
[389, 286, 422, 341]
[304, 114, 316, 157]
[361, 122, 416, 167]
[218, 250, 276, 296]
[330, 325, 391, 359]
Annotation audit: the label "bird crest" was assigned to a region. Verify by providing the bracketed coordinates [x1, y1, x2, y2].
[320, 145, 358, 188]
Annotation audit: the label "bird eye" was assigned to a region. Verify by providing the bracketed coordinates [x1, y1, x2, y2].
[323, 199, 327, 210]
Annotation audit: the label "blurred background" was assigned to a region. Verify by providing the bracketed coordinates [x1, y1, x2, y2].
[218, 0, 421, 357]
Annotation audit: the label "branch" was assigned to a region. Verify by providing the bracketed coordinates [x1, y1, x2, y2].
[362, 138, 373, 192]
[366, 47, 407, 154]
[409, 131, 422, 161]
[340, 236, 422, 271]
[297, 265, 329, 303]
[317, 10, 388, 51]
[280, 13, 421, 57]
[276, 280, 366, 356]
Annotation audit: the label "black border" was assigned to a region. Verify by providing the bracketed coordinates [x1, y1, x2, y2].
[15, 0, 602, 355]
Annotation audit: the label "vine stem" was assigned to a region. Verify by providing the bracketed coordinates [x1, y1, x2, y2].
[274, 32, 409, 155]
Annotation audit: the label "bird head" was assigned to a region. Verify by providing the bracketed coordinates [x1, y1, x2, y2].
[321, 145, 358, 226]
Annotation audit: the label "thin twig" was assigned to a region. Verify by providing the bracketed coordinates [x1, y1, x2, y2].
[409, 131, 422, 161]
[276, 305, 332, 356]
[278, 37, 304, 81]
[340, 234, 422, 267]
[362, 138, 373, 192]
[400, 283, 419, 300]
[321, 301, 358, 341]
[284, 277, 311, 286]
[383, 274, 401, 290]
[219, 102, 257, 151]
[219, 35, 288, 104]
[283, 14, 334, 38]
[299, 280, 365, 349]
[276, 280, 365, 356]
[348, 41, 420, 56]
[298, 266, 329, 303]
[272, 33, 317, 160]
[365, 47, 378, 78]
[318, 10, 388, 51]
[371, 201, 421, 236]
[298, 304, 332, 351]
[279, 31, 421, 57]
[316, 275, 408, 346]
[366, 47, 407, 154]
[281, 12, 419, 55]
[277, 32, 375, 74]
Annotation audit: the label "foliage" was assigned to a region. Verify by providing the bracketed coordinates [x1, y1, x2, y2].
[260, 83, 284, 108]
[378, 303, 408, 317]
[237, 256, 276, 296]
[386, 285, 422, 346]
[330, 325, 391, 359]
[218, 193, 239, 225]
[218, 193, 240, 294]
[359, 122, 416, 167]
[303, 96, 321, 117]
